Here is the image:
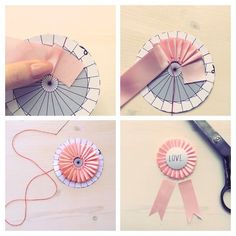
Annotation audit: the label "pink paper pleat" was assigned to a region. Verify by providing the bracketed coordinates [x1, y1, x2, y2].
[47, 45, 63, 72]
[178, 180, 202, 222]
[157, 139, 197, 180]
[181, 60, 206, 83]
[58, 142, 99, 183]
[149, 179, 175, 219]
[5, 37, 84, 87]
[53, 49, 84, 87]
[159, 38, 203, 67]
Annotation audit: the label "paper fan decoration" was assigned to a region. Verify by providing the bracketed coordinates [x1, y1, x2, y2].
[140, 31, 215, 113]
[157, 139, 197, 179]
[6, 34, 100, 116]
[53, 138, 104, 188]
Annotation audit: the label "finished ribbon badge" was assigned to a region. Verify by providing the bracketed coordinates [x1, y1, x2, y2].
[149, 139, 202, 222]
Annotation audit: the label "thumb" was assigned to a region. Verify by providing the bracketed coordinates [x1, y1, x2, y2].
[5, 60, 53, 90]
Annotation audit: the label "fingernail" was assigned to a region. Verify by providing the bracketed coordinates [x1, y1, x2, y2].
[30, 62, 53, 79]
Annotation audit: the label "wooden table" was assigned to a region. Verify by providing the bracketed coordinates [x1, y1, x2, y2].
[6, 120, 116, 230]
[121, 120, 230, 230]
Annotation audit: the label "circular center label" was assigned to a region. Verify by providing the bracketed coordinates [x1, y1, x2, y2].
[73, 157, 84, 167]
[165, 147, 188, 170]
[168, 62, 182, 76]
[41, 75, 59, 92]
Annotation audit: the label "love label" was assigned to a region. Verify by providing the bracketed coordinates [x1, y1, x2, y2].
[166, 147, 188, 170]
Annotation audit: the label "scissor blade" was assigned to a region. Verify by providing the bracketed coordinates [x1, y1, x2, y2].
[191, 120, 230, 158]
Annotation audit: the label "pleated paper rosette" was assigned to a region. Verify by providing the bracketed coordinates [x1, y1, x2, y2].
[139, 31, 215, 113]
[157, 139, 197, 180]
[6, 34, 100, 116]
[53, 138, 104, 188]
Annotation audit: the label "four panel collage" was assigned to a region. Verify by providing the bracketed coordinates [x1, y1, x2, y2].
[4, 2, 231, 232]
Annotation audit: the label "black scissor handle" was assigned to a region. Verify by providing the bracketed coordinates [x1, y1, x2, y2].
[220, 154, 231, 213]
[220, 184, 231, 213]
[190, 121, 231, 214]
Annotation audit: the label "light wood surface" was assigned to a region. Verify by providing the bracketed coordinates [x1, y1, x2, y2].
[6, 6, 116, 115]
[121, 6, 230, 116]
[6, 120, 116, 230]
[121, 120, 230, 230]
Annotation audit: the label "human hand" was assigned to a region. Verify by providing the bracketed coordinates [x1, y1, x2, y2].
[5, 60, 53, 90]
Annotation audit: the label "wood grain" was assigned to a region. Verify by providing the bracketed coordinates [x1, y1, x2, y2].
[6, 121, 116, 230]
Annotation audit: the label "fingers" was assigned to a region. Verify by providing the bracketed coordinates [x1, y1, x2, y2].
[5, 60, 53, 90]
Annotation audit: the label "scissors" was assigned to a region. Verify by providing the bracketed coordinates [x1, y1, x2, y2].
[190, 120, 231, 213]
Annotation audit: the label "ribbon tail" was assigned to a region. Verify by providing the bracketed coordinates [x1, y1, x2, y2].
[178, 180, 202, 223]
[149, 179, 175, 220]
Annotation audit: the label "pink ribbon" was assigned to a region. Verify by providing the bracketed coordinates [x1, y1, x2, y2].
[6, 37, 84, 87]
[120, 37, 206, 107]
[150, 179, 201, 222]
[149, 180, 175, 220]
[120, 44, 169, 107]
[179, 180, 202, 222]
